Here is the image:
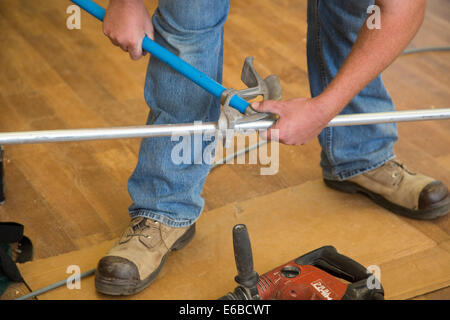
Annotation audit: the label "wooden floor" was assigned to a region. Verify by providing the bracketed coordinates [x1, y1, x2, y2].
[0, 0, 449, 299]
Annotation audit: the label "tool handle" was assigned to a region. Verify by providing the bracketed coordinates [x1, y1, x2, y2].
[232, 224, 259, 289]
[70, 0, 250, 114]
[295, 246, 373, 283]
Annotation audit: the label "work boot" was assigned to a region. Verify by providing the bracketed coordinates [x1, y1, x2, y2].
[324, 160, 450, 220]
[95, 217, 195, 296]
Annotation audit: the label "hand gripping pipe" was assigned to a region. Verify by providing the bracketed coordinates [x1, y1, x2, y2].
[70, 0, 250, 114]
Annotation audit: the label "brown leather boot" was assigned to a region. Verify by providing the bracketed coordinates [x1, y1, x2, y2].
[324, 160, 450, 220]
[95, 217, 195, 296]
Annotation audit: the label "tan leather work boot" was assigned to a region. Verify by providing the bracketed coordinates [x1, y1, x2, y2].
[95, 217, 195, 295]
[324, 160, 450, 220]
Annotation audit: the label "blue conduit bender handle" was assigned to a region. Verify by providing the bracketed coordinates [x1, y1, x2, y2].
[70, 0, 250, 114]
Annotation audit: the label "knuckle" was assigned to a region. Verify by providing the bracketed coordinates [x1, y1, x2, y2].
[276, 102, 286, 111]
[128, 39, 141, 51]
[115, 35, 127, 45]
[111, 34, 123, 44]
[102, 22, 111, 35]
[130, 53, 140, 61]
[126, 37, 136, 47]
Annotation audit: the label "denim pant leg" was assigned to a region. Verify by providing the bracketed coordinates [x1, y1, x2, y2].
[307, 0, 398, 181]
[127, 0, 229, 227]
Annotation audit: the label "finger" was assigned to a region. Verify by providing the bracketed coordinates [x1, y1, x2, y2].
[144, 21, 155, 41]
[142, 23, 154, 56]
[109, 37, 120, 47]
[129, 47, 142, 60]
[115, 38, 129, 53]
[104, 31, 121, 47]
[142, 33, 152, 56]
[251, 100, 283, 115]
[260, 121, 281, 142]
[128, 39, 143, 61]
[259, 129, 268, 141]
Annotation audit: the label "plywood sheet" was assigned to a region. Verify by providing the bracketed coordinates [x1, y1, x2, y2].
[18, 180, 449, 300]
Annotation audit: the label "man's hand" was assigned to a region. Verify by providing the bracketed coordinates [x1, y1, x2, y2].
[103, 0, 154, 60]
[252, 97, 333, 146]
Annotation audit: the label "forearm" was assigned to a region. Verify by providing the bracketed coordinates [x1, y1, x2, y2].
[316, 0, 426, 119]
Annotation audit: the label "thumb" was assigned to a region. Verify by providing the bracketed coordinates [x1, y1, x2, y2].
[128, 37, 144, 61]
[142, 22, 154, 56]
[253, 101, 282, 142]
[142, 18, 155, 56]
[144, 20, 155, 41]
[251, 100, 282, 115]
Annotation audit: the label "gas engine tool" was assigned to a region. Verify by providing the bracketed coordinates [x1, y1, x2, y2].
[220, 224, 384, 300]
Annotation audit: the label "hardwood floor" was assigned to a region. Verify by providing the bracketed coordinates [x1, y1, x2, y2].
[0, 0, 448, 299]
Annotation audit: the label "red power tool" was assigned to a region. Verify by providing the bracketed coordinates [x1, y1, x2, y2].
[220, 224, 384, 300]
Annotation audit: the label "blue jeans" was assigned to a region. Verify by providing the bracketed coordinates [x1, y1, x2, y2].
[308, 0, 397, 180]
[127, 0, 398, 227]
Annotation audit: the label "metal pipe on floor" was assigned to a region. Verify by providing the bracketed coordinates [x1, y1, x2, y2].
[0, 109, 449, 145]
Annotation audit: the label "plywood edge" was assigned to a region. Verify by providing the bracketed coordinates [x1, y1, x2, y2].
[18, 240, 115, 295]
[382, 241, 450, 300]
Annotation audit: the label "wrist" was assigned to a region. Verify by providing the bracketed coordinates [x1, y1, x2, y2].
[310, 92, 344, 124]
[316, 84, 349, 110]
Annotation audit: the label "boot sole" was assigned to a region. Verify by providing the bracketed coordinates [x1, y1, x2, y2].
[95, 223, 196, 296]
[324, 179, 450, 220]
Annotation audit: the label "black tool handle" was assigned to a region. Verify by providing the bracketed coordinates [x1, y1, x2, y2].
[295, 246, 368, 282]
[233, 224, 259, 289]
[295, 246, 384, 300]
